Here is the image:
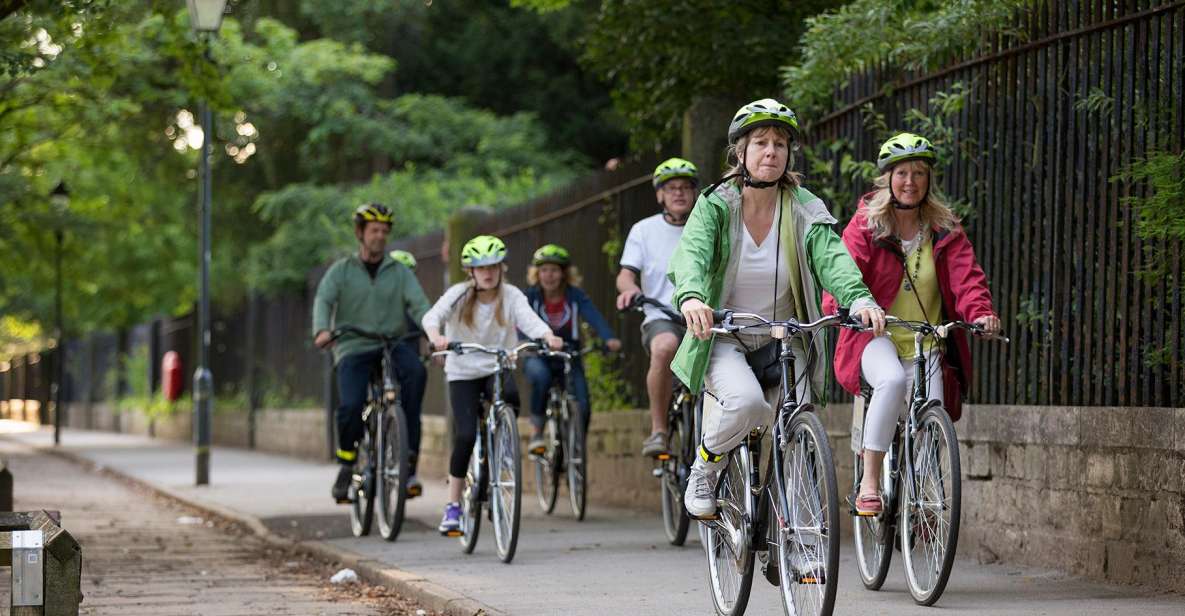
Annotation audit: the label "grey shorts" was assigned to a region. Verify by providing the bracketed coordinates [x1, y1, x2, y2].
[641, 319, 687, 354]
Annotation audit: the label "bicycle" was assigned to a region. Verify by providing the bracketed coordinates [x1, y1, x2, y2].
[620, 294, 699, 546]
[850, 317, 1008, 606]
[699, 310, 861, 616]
[530, 343, 595, 521]
[327, 326, 420, 542]
[432, 340, 540, 564]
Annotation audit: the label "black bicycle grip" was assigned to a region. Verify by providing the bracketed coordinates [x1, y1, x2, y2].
[711, 309, 732, 324]
[447, 341, 463, 352]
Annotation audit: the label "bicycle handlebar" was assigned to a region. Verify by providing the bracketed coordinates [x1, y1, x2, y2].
[852, 316, 1010, 343]
[708, 311, 861, 338]
[621, 295, 687, 326]
[328, 325, 424, 345]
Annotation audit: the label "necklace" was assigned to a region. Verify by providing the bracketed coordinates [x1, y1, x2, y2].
[901, 232, 924, 291]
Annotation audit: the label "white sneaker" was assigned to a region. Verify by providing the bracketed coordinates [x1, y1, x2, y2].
[684, 458, 720, 519]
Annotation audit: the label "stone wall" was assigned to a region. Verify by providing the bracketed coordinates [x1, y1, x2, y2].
[46, 400, 1185, 592]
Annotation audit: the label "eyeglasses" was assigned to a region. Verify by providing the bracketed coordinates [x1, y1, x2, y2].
[662, 184, 695, 194]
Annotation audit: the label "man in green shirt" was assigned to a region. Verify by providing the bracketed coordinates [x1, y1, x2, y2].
[313, 203, 432, 503]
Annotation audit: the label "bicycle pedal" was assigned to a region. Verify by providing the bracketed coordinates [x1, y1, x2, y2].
[406, 486, 423, 498]
[688, 511, 720, 521]
[442, 530, 464, 538]
[335, 497, 352, 505]
[655, 453, 672, 461]
[797, 573, 825, 585]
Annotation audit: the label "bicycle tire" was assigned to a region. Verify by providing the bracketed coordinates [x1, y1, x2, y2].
[567, 396, 588, 521]
[349, 412, 376, 538]
[377, 404, 410, 541]
[705, 442, 755, 616]
[460, 438, 483, 554]
[776, 410, 839, 616]
[660, 400, 691, 545]
[490, 403, 522, 563]
[901, 405, 961, 606]
[852, 449, 893, 590]
[534, 404, 560, 514]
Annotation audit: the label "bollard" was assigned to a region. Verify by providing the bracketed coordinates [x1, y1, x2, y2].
[0, 510, 83, 615]
[0, 462, 12, 511]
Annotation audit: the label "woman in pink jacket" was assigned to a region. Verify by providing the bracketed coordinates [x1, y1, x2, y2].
[824, 133, 1000, 515]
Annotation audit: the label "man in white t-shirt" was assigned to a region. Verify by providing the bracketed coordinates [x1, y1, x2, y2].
[615, 157, 698, 457]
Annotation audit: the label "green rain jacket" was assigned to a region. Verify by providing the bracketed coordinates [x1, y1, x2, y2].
[312, 253, 432, 364]
[667, 181, 878, 395]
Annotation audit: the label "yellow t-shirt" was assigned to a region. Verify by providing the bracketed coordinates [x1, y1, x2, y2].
[887, 239, 942, 358]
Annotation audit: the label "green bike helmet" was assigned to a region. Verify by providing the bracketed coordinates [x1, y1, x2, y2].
[652, 157, 699, 189]
[532, 244, 571, 267]
[877, 132, 937, 172]
[389, 249, 417, 270]
[353, 202, 393, 226]
[728, 98, 800, 145]
[460, 235, 507, 268]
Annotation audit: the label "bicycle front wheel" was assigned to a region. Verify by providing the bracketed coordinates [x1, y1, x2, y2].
[534, 410, 560, 514]
[852, 449, 893, 590]
[776, 410, 839, 616]
[901, 405, 961, 606]
[566, 397, 588, 521]
[705, 444, 754, 616]
[349, 414, 376, 538]
[660, 401, 691, 545]
[377, 405, 410, 541]
[490, 403, 522, 563]
[459, 439, 483, 553]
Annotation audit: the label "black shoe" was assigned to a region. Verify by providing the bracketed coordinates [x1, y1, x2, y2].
[332, 465, 353, 504]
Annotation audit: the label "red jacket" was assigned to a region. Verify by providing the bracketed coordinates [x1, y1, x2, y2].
[823, 195, 996, 420]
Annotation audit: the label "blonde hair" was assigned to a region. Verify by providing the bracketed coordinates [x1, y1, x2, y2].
[863, 160, 959, 241]
[725, 126, 803, 189]
[526, 264, 583, 288]
[459, 265, 508, 328]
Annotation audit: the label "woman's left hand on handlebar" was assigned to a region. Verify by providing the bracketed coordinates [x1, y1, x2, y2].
[854, 305, 886, 337]
[973, 314, 1001, 335]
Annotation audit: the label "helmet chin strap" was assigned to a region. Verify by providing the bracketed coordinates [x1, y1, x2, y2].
[662, 207, 689, 225]
[739, 156, 785, 190]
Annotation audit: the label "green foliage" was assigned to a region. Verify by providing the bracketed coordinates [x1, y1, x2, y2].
[1113, 150, 1185, 285]
[577, 0, 843, 150]
[580, 325, 632, 412]
[782, 0, 1027, 117]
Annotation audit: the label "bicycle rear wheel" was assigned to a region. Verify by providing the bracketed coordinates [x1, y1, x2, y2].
[377, 405, 410, 541]
[566, 396, 587, 521]
[349, 412, 376, 538]
[534, 407, 560, 514]
[705, 444, 754, 616]
[776, 410, 839, 616]
[490, 403, 522, 563]
[901, 405, 961, 606]
[459, 439, 483, 553]
[852, 447, 894, 590]
[660, 401, 691, 545]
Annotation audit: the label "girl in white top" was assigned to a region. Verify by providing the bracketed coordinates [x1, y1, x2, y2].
[421, 235, 561, 534]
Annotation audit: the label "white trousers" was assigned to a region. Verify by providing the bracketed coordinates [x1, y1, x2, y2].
[859, 335, 944, 452]
[700, 338, 810, 466]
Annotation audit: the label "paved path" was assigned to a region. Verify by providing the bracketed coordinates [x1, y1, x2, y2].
[1, 424, 434, 615]
[5, 423, 1182, 615]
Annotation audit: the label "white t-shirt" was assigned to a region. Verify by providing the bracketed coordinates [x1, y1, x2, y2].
[620, 213, 684, 324]
[725, 205, 791, 320]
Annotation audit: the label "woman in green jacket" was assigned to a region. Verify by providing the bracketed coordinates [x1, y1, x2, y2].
[669, 98, 886, 519]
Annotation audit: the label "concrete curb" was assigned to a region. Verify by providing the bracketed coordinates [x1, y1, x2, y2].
[34, 444, 507, 616]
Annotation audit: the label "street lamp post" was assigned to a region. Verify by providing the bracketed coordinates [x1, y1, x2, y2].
[187, 0, 227, 486]
[51, 181, 69, 446]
